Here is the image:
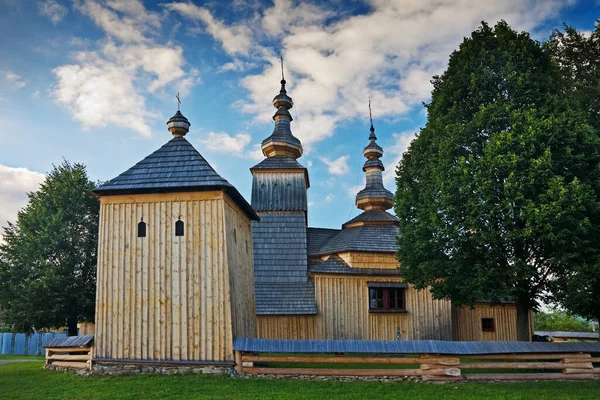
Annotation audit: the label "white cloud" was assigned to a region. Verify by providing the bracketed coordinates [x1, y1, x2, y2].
[168, 0, 573, 148]
[76, 0, 160, 43]
[382, 130, 419, 187]
[52, 0, 196, 137]
[3, 71, 27, 89]
[320, 155, 350, 176]
[165, 2, 253, 56]
[198, 132, 252, 157]
[0, 165, 46, 242]
[38, 0, 68, 24]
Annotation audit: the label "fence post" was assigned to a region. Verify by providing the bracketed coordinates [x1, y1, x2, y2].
[234, 351, 244, 376]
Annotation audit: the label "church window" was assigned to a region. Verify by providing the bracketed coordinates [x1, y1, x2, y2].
[175, 217, 184, 237]
[481, 318, 495, 332]
[138, 218, 146, 238]
[368, 285, 406, 312]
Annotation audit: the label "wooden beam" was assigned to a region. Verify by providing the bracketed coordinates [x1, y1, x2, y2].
[244, 367, 425, 377]
[465, 353, 591, 360]
[562, 357, 600, 363]
[48, 354, 91, 361]
[462, 373, 595, 381]
[419, 367, 461, 376]
[562, 368, 596, 374]
[242, 355, 459, 366]
[45, 347, 92, 353]
[459, 362, 593, 370]
[234, 351, 244, 376]
[50, 361, 89, 369]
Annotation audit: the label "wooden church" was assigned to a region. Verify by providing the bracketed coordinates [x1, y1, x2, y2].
[92, 76, 525, 367]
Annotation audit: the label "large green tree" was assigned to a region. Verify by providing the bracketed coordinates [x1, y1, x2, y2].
[546, 21, 600, 132]
[0, 161, 99, 336]
[545, 22, 600, 326]
[395, 21, 600, 341]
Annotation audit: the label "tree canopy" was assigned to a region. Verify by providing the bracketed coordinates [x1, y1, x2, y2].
[545, 21, 600, 327]
[0, 161, 99, 335]
[395, 21, 600, 340]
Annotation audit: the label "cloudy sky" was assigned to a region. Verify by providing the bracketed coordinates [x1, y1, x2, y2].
[0, 0, 598, 233]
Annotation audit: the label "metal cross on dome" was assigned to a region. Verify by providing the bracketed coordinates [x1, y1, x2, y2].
[176, 92, 181, 111]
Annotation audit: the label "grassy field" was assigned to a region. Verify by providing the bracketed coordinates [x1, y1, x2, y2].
[1, 357, 599, 400]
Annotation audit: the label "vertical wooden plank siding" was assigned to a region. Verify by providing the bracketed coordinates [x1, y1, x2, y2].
[256, 273, 452, 341]
[223, 196, 258, 341]
[257, 316, 317, 340]
[94, 192, 235, 362]
[452, 303, 518, 341]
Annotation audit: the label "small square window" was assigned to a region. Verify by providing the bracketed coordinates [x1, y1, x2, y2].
[482, 318, 495, 332]
[368, 287, 406, 312]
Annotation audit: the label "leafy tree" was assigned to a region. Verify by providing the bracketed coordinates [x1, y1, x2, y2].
[545, 22, 600, 327]
[546, 21, 600, 132]
[395, 21, 600, 341]
[0, 161, 99, 336]
[534, 308, 592, 332]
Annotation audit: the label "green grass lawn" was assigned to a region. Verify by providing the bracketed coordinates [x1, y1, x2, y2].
[1, 358, 600, 400]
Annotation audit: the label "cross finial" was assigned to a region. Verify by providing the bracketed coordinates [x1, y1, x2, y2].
[369, 96, 373, 126]
[176, 92, 181, 111]
[280, 55, 285, 82]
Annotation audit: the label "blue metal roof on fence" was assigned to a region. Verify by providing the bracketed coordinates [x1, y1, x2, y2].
[44, 335, 94, 348]
[233, 338, 600, 355]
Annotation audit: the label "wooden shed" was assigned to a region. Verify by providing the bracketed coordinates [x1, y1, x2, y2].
[92, 110, 258, 368]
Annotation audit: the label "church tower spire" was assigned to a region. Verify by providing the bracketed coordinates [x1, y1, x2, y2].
[355, 101, 394, 211]
[261, 57, 303, 159]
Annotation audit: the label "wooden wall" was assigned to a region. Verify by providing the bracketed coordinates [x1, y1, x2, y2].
[223, 196, 257, 340]
[257, 316, 316, 340]
[256, 251, 453, 341]
[313, 275, 452, 340]
[95, 191, 244, 362]
[451, 303, 535, 341]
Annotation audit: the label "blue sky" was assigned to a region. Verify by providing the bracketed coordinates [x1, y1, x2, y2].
[0, 0, 598, 233]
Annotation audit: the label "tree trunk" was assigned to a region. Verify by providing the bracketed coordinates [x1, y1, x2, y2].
[67, 317, 78, 336]
[515, 297, 531, 341]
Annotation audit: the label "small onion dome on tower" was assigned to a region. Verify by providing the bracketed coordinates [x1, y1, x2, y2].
[167, 110, 191, 137]
[355, 121, 394, 211]
[261, 65, 303, 159]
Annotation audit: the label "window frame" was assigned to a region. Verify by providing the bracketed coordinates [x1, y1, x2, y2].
[368, 285, 407, 313]
[481, 317, 495, 332]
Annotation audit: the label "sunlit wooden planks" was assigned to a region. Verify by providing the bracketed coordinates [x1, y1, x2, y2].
[94, 191, 241, 363]
[452, 303, 519, 341]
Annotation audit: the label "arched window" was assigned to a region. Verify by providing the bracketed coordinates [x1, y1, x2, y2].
[175, 217, 184, 237]
[138, 218, 146, 238]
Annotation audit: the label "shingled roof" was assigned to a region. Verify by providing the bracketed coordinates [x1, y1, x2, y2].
[309, 255, 402, 276]
[307, 225, 399, 256]
[93, 136, 258, 220]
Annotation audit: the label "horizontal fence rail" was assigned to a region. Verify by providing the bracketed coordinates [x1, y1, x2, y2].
[233, 338, 600, 381]
[235, 352, 600, 381]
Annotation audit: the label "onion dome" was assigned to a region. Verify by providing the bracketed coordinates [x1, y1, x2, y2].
[167, 110, 190, 137]
[355, 122, 394, 211]
[261, 75, 303, 159]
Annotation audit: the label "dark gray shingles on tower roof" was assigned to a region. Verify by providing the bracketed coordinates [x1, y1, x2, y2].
[306, 228, 340, 255]
[253, 212, 317, 314]
[309, 225, 399, 256]
[342, 210, 399, 227]
[309, 255, 401, 276]
[92, 136, 258, 220]
[255, 282, 317, 315]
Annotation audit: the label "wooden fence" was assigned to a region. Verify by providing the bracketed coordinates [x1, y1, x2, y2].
[235, 351, 600, 381]
[0, 332, 67, 356]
